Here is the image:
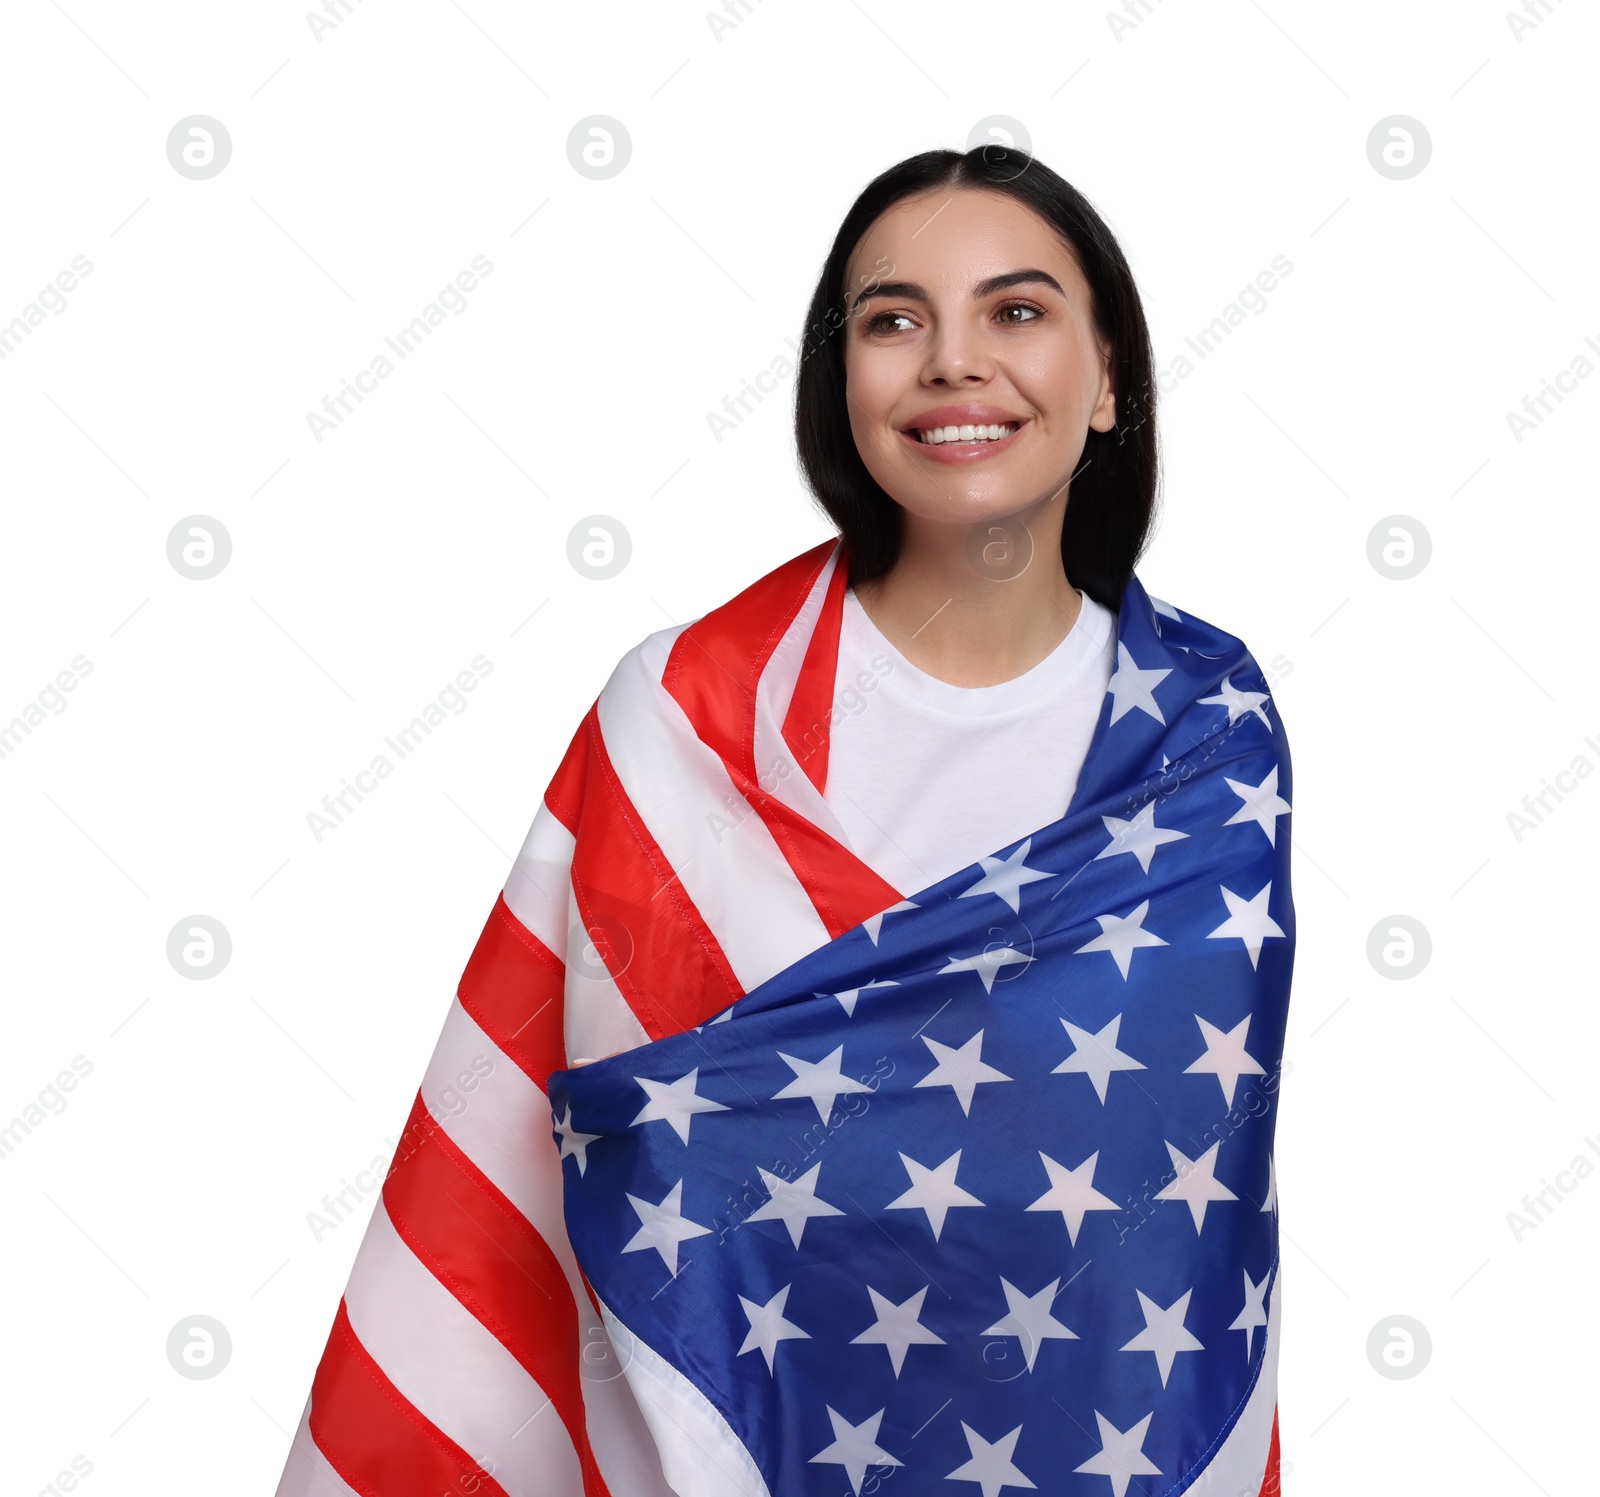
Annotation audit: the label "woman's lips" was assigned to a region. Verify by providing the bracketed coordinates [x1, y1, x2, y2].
[898, 421, 1027, 465]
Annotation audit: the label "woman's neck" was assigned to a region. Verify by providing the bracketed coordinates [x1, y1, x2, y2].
[850, 509, 1082, 688]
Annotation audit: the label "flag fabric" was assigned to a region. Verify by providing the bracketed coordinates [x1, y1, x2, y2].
[276, 536, 1294, 1497]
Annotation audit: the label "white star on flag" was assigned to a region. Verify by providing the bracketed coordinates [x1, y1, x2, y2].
[1108, 642, 1171, 725]
[938, 943, 1036, 994]
[1026, 1149, 1119, 1246]
[736, 1283, 810, 1373]
[1120, 1287, 1204, 1386]
[983, 1277, 1078, 1372]
[1148, 594, 1182, 624]
[1154, 1141, 1237, 1232]
[825, 979, 899, 1017]
[914, 1029, 1012, 1116]
[885, 1148, 984, 1240]
[1095, 801, 1189, 874]
[1075, 899, 1168, 979]
[552, 1102, 600, 1175]
[1261, 1153, 1277, 1214]
[1199, 673, 1271, 730]
[1232, 1268, 1270, 1359]
[808, 1406, 902, 1495]
[1223, 764, 1291, 845]
[958, 839, 1054, 913]
[946, 1421, 1037, 1496]
[629, 1067, 730, 1144]
[1052, 1014, 1146, 1104]
[772, 1045, 875, 1122]
[1206, 883, 1285, 970]
[746, 1162, 845, 1247]
[1074, 1410, 1162, 1497]
[850, 1284, 945, 1376]
[1183, 1014, 1265, 1106]
[862, 900, 919, 944]
[621, 1179, 711, 1277]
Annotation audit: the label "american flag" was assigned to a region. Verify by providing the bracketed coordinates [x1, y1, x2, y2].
[277, 537, 1292, 1497]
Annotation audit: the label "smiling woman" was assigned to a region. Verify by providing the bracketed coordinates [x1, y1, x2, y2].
[276, 146, 1293, 1497]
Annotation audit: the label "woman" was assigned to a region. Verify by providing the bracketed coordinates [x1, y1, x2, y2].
[277, 145, 1294, 1497]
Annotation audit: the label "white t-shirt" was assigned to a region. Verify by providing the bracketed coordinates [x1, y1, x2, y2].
[823, 585, 1117, 895]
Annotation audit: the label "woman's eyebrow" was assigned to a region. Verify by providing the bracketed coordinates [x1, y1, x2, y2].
[849, 268, 1066, 314]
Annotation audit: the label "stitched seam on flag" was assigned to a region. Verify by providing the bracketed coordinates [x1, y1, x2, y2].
[779, 543, 846, 792]
[544, 706, 598, 835]
[1156, 1246, 1280, 1497]
[382, 1097, 612, 1497]
[733, 544, 835, 780]
[456, 899, 565, 1093]
[660, 541, 833, 782]
[320, 1301, 510, 1497]
[579, 708, 742, 1035]
[655, 540, 878, 938]
[381, 1130, 602, 1492]
[486, 893, 564, 975]
[737, 776, 851, 936]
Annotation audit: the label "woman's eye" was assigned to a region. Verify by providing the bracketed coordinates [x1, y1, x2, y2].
[996, 302, 1043, 325]
[865, 311, 915, 335]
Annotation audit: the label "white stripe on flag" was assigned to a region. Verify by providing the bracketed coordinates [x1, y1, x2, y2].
[343, 1199, 585, 1497]
[417, 995, 693, 1497]
[563, 871, 654, 1066]
[597, 628, 834, 991]
[503, 797, 576, 959]
[579, 1327, 685, 1497]
[598, 1293, 773, 1497]
[419, 998, 587, 1302]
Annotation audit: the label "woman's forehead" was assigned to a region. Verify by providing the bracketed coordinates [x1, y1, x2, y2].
[847, 190, 1078, 288]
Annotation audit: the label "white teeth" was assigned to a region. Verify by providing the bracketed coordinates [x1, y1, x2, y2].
[915, 422, 1017, 445]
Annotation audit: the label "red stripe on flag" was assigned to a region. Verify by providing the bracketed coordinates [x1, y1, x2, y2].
[1257, 1405, 1281, 1496]
[382, 1094, 612, 1497]
[458, 894, 566, 1095]
[662, 539, 904, 940]
[781, 540, 851, 794]
[544, 713, 595, 838]
[308, 1299, 513, 1497]
[662, 538, 835, 785]
[571, 703, 745, 1037]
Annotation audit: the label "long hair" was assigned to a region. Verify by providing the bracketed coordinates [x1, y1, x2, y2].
[793, 146, 1160, 612]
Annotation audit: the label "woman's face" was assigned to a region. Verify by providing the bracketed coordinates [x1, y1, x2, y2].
[842, 187, 1117, 533]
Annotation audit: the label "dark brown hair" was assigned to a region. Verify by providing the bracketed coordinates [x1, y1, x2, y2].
[793, 145, 1160, 612]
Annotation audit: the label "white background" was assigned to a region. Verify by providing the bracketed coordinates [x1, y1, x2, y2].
[1, 0, 1594, 1492]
